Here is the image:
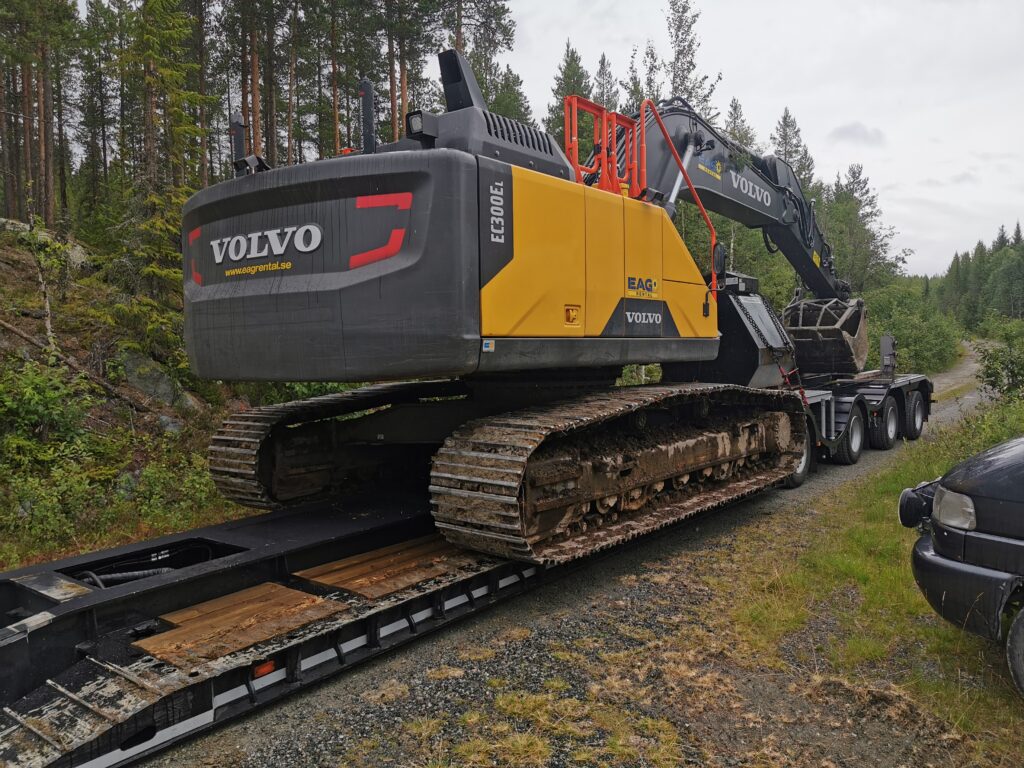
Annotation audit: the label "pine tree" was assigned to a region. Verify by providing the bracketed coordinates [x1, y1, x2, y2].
[723, 98, 757, 149]
[1014, 220, 1023, 247]
[543, 40, 592, 151]
[665, 0, 720, 114]
[771, 107, 815, 188]
[770, 107, 801, 162]
[593, 53, 618, 112]
[445, 0, 513, 53]
[469, 48, 533, 125]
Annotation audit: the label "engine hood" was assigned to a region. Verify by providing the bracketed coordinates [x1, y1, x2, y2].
[942, 436, 1024, 538]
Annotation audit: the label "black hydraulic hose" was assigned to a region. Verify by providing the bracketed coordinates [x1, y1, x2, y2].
[98, 568, 174, 585]
[75, 568, 173, 588]
[76, 570, 105, 588]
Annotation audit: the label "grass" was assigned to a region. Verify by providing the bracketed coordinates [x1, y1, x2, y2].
[725, 394, 1024, 763]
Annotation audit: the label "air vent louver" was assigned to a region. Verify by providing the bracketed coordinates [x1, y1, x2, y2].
[483, 112, 554, 156]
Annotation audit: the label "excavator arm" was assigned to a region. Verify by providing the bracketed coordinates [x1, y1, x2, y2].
[634, 97, 850, 302]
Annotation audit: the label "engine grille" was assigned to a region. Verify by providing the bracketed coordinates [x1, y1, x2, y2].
[483, 112, 554, 155]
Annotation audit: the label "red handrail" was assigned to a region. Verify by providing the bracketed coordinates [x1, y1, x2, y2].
[638, 98, 719, 299]
[563, 95, 640, 197]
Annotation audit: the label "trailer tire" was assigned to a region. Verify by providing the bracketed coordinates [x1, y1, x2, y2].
[903, 390, 925, 441]
[834, 406, 864, 465]
[868, 396, 898, 450]
[783, 421, 812, 488]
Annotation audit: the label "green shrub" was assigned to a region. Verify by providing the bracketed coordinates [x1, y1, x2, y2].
[979, 339, 1024, 396]
[862, 283, 961, 373]
[0, 361, 92, 465]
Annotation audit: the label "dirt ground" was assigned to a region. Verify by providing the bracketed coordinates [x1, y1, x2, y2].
[145, 349, 990, 768]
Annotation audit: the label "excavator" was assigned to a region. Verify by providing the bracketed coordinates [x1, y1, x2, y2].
[0, 50, 931, 767]
[189, 49, 874, 564]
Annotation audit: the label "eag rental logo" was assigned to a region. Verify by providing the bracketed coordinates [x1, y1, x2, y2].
[210, 224, 323, 264]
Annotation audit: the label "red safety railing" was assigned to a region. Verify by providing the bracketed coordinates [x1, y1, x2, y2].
[563, 95, 640, 197]
[563, 95, 719, 300]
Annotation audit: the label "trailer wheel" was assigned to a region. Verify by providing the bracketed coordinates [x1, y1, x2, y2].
[834, 406, 864, 465]
[868, 396, 898, 450]
[902, 390, 925, 441]
[783, 422, 812, 488]
[1006, 607, 1024, 698]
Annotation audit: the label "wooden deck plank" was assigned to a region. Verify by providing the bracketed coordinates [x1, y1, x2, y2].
[135, 583, 347, 670]
[295, 535, 445, 580]
[297, 538, 454, 585]
[297, 537, 476, 600]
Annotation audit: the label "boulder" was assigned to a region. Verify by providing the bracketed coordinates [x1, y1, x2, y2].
[123, 351, 179, 405]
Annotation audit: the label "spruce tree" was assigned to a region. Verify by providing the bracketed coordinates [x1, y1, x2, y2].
[593, 53, 618, 112]
[543, 40, 592, 151]
[723, 98, 757, 149]
[1014, 220, 1023, 247]
[993, 224, 1009, 252]
[771, 107, 815, 188]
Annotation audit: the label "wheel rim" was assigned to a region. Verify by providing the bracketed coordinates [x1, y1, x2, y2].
[886, 407, 898, 440]
[849, 416, 863, 454]
[914, 400, 924, 431]
[796, 436, 810, 475]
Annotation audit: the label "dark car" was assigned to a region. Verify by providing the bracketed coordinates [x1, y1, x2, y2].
[899, 436, 1024, 692]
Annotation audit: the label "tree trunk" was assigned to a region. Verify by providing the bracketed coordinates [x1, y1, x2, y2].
[315, 48, 324, 159]
[99, 65, 108, 183]
[399, 41, 408, 135]
[241, 31, 250, 153]
[197, 0, 209, 187]
[330, 11, 340, 155]
[10, 67, 23, 219]
[455, 0, 464, 51]
[41, 45, 55, 228]
[143, 58, 157, 191]
[250, 28, 262, 156]
[37, 55, 47, 224]
[21, 63, 33, 221]
[54, 58, 68, 217]
[264, 6, 277, 167]
[286, 0, 297, 164]
[0, 60, 13, 220]
[387, 29, 398, 141]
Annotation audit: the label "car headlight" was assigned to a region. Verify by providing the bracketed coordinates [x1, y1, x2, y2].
[932, 484, 976, 530]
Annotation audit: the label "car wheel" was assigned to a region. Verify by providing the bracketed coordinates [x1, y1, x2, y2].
[902, 390, 925, 441]
[1006, 606, 1024, 697]
[869, 396, 898, 450]
[834, 406, 864, 465]
[783, 421, 813, 488]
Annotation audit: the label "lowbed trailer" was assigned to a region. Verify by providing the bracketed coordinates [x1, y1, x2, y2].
[0, 370, 930, 768]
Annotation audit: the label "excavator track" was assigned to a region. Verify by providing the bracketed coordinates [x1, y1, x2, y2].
[209, 380, 464, 509]
[430, 384, 805, 564]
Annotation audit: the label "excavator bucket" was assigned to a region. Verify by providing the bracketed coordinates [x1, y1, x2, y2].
[782, 298, 868, 376]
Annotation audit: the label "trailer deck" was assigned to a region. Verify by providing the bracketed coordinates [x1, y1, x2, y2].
[0, 497, 540, 768]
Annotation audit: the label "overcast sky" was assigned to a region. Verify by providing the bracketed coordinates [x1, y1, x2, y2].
[498, 0, 1024, 276]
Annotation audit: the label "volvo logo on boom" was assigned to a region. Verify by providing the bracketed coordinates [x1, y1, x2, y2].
[210, 224, 323, 264]
[728, 170, 772, 208]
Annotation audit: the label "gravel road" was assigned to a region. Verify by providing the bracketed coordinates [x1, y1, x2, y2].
[146, 349, 983, 768]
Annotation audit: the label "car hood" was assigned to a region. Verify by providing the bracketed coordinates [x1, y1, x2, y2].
[943, 436, 1024, 537]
